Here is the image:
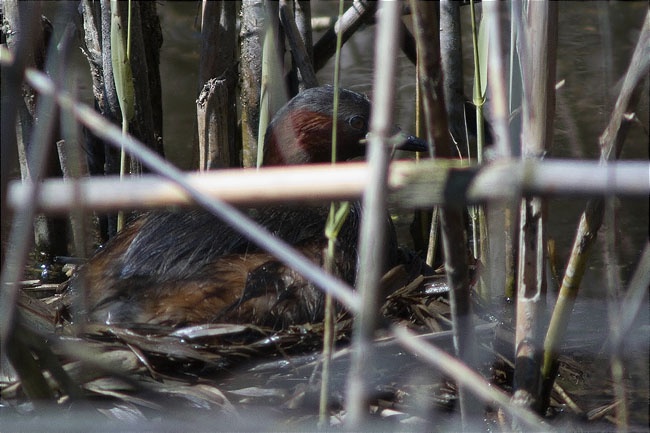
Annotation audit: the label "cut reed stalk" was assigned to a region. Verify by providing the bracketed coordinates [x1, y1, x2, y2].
[512, 0, 558, 415]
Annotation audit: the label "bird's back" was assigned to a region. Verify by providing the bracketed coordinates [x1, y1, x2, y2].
[69, 86, 413, 328]
[71, 204, 375, 327]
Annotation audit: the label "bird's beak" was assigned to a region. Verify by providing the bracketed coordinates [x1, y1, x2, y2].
[396, 133, 430, 154]
[358, 131, 430, 158]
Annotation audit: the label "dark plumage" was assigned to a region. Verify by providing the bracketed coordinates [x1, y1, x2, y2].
[70, 86, 425, 328]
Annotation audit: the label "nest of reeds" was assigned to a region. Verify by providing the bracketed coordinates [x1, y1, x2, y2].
[2, 262, 633, 431]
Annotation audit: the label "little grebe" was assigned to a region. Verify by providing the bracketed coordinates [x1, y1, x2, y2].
[70, 86, 427, 328]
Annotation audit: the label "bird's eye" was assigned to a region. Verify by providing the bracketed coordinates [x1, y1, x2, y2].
[348, 115, 367, 131]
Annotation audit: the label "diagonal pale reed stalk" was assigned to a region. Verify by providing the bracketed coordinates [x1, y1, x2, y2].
[392, 325, 554, 432]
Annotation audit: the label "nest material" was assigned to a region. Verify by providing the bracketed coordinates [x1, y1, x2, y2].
[2, 269, 639, 431]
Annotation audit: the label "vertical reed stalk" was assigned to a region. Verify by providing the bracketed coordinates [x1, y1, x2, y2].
[411, 1, 478, 428]
[197, 1, 237, 170]
[257, 2, 287, 168]
[110, 0, 134, 231]
[345, 1, 401, 427]
[240, 0, 265, 167]
[440, 0, 465, 158]
[57, 23, 98, 258]
[319, 244, 335, 427]
[320, 0, 347, 425]
[608, 242, 650, 430]
[484, 0, 515, 306]
[469, 0, 490, 301]
[604, 194, 629, 431]
[4, 0, 68, 259]
[512, 0, 557, 414]
[421, 0, 463, 268]
[504, 2, 524, 301]
[279, 0, 317, 89]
